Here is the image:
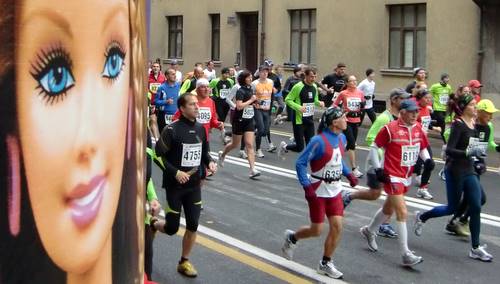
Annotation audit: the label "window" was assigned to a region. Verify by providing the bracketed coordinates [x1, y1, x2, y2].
[210, 14, 220, 61]
[290, 9, 316, 64]
[168, 16, 183, 59]
[388, 4, 426, 69]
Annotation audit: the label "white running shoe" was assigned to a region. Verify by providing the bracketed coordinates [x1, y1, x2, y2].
[470, 245, 493, 262]
[416, 187, 433, 200]
[352, 167, 364, 178]
[438, 168, 446, 181]
[277, 141, 288, 159]
[402, 251, 423, 267]
[256, 149, 265, 158]
[414, 211, 424, 236]
[281, 230, 297, 260]
[273, 114, 282, 125]
[249, 169, 261, 178]
[360, 226, 378, 252]
[223, 135, 232, 145]
[217, 151, 225, 168]
[317, 260, 343, 279]
[239, 150, 248, 159]
[267, 143, 277, 153]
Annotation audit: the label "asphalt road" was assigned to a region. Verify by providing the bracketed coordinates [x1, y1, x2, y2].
[149, 120, 500, 284]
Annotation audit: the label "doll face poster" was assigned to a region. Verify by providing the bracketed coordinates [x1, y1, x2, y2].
[0, 0, 147, 283]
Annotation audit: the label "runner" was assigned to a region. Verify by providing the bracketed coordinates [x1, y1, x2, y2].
[445, 99, 499, 236]
[342, 88, 410, 238]
[412, 89, 440, 200]
[278, 67, 324, 158]
[152, 93, 218, 278]
[264, 60, 281, 152]
[203, 60, 217, 82]
[281, 66, 304, 122]
[173, 78, 224, 139]
[281, 107, 358, 279]
[468, 79, 483, 102]
[209, 67, 235, 124]
[414, 94, 493, 262]
[333, 75, 366, 178]
[429, 73, 452, 140]
[148, 62, 166, 142]
[252, 65, 275, 158]
[358, 68, 377, 124]
[218, 70, 262, 178]
[321, 62, 347, 107]
[405, 67, 426, 94]
[155, 68, 180, 132]
[180, 66, 204, 95]
[170, 59, 183, 83]
[360, 99, 430, 267]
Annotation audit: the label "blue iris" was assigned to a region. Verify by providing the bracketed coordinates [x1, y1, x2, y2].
[102, 47, 125, 80]
[39, 65, 75, 95]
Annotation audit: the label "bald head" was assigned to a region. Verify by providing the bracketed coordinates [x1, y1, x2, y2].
[194, 67, 204, 79]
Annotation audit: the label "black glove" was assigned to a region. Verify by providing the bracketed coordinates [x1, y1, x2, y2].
[474, 159, 487, 176]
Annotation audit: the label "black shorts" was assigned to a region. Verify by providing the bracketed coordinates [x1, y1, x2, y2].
[164, 186, 202, 234]
[344, 122, 359, 150]
[232, 118, 255, 135]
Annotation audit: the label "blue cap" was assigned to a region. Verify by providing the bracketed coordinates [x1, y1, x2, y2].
[400, 99, 419, 111]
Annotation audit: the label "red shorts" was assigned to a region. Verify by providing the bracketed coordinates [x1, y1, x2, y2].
[306, 194, 344, 223]
[383, 182, 409, 195]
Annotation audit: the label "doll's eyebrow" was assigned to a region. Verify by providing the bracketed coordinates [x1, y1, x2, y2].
[23, 8, 73, 39]
[102, 3, 128, 33]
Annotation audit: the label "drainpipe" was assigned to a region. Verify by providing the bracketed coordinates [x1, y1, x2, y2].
[477, 3, 485, 81]
[260, 0, 266, 64]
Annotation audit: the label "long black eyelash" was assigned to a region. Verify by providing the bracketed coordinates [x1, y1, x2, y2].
[29, 44, 74, 105]
[103, 40, 127, 82]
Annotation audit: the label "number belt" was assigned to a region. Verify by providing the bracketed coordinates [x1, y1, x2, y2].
[311, 174, 340, 183]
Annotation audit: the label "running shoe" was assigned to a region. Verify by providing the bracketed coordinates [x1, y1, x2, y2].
[256, 149, 265, 158]
[470, 245, 493, 262]
[352, 167, 364, 178]
[239, 150, 248, 159]
[223, 135, 232, 145]
[377, 223, 398, 238]
[277, 141, 288, 159]
[177, 260, 198, 277]
[249, 169, 261, 179]
[267, 143, 277, 153]
[456, 220, 471, 237]
[217, 151, 225, 168]
[317, 260, 343, 279]
[438, 168, 446, 181]
[360, 226, 378, 251]
[273, 114, 282, 125]
[414, 211, 424, 236]
[289, 136, 295, 143]
[220, 130, 226, 144]
[341, 190, 352, 208]
[416, 187, 433, 200]
[402, 251, 423, 267]
[281, 230, 297, 260]
[445, 220, 459, 235]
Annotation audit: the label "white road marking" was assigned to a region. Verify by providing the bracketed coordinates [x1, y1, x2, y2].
[212, 152, 500, 227]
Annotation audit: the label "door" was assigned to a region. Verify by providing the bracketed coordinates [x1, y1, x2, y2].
[239, 13, 258, 73]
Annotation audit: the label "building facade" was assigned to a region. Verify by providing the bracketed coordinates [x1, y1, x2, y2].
[150, 0, 498, 102]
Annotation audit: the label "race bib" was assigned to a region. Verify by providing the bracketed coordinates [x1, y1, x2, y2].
[149, 83, 161, 94]
[323, 164, 342, 181]
[260, 99, 271, 110]
[347, 97, 362, 111]
[468, 137, 488, 153]
[164, 114, 174, 125]
[439, 94, 449, 105]
[181, 143, 202, 167]
[303, 103, 315, 117]
[242, 106, 254, 119]
[197, 107, 211, 124]
[420, 116, 431, 132]
[220, 89, 230, 99]
[401, 143, 420, 167]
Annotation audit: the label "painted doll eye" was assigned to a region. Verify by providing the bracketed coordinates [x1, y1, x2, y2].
[102, 41, 126, 81]
[30, 45, 75, 104]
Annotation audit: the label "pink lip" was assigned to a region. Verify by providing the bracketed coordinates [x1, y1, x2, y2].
[68, 175, 106, 229]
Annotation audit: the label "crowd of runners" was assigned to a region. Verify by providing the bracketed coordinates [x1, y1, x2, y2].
[144, 58, 499, 281]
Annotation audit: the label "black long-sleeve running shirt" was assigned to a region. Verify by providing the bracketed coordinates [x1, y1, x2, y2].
[445, 118, 477, 176]
[156, 115, 213, 189]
